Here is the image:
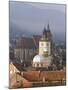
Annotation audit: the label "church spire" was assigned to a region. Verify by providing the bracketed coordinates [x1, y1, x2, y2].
[43, 27, 47, 35]
[42, 27, 47, 38]
[47, 23, 52, 40]
[47, 23, 50, 31]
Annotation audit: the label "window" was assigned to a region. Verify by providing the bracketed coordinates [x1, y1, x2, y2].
[41, 43, 43, 46]
[41, 63, 43, 67]
[43, 52, 48, 57]
[46, 43, 49, 46]
[37, 63, 39, 67]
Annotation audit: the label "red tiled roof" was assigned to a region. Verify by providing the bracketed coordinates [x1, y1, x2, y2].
[22, 71, 40, 81]
[10, 73, 32, 88]
[22, 71, 65, 81]
[22, 77, 32, 88]
[39, 71, 66, 81]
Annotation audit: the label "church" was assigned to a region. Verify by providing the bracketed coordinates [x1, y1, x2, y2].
[32, 24, 53, 69]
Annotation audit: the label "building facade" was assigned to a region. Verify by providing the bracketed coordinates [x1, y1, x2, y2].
[14, 37, 36, 66]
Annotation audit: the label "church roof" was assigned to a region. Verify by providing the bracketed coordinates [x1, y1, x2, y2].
[32, 35, 41, 48]
[33, 55, 45, 63]
[41, 24, 52, 41]
[16, 35, 41, 49]
[16, 37, 36, 49]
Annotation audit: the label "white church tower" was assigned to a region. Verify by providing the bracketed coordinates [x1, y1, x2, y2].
[33, 24, 52, 68]
[39, 24, 52, 57]
[39, 27, 51, 56]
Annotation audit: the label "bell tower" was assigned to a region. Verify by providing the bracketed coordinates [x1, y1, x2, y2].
[39, 27, 51, 57]
[33, 25, 52, 68]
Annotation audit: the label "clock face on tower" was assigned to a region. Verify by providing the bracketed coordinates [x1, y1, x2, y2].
[40, 42, 49, 47]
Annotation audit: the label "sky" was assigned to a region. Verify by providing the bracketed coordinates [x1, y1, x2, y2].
[9, 1, 66, 43]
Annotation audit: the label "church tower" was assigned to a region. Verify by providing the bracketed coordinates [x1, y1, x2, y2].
[39, 26, 51, 56]
[32, 24, 52, 68]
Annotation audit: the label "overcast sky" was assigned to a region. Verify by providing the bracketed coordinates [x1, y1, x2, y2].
[9, 1, 66, 42]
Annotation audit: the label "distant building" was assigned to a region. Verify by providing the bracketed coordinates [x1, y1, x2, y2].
[14, 37, 36, 64]
[32, 35, 41, 48]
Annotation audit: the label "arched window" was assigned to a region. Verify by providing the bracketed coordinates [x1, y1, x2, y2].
[37, 63, 39, 67]
[46, 43, 49, 46]
[41, 63, 43, 67]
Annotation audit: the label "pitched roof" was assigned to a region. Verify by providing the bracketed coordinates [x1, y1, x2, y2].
[10, 73, 32, 88]
[32, 35, 41, 48]
[15, 30, 51, 49]
[16, 37, 36, 49]
[43, 27, 47, 36]
[42, 25, 52, 40]
[22, 71, 65, 81]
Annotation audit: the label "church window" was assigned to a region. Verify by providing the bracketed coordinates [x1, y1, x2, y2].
[37, 63, 39, 67]
[46, 43, 49, 46]
[41, 63, 43, 67]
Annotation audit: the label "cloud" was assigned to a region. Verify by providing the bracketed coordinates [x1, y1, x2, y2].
[28, 2, 65, 13]
[9, 1, 66, 42]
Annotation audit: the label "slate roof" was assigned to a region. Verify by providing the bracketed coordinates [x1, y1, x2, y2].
[32, 35, 41, 48]
[16, 37, 36, 49]
[15, 29, 51, 49]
